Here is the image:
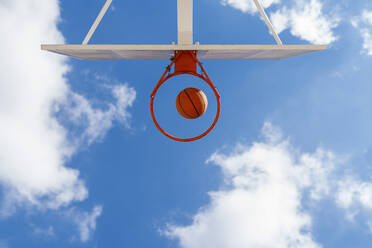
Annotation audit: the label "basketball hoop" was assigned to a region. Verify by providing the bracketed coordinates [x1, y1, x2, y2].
[42, 0, 327, 142]
[150, 51, 221, 142]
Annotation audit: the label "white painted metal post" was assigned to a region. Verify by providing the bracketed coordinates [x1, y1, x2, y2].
[252, 0, 283, 46]
[83, 0, 113, 45]
[177, 0, 193, 45]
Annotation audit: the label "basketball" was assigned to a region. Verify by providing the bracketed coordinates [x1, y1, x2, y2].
[176, 88, 208, 119]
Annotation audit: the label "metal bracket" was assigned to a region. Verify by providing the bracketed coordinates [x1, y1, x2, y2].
[83, 0, 113, 45]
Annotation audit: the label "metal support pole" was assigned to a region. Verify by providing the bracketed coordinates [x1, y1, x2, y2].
[253, 0, 283, 46]
[83, 0, 113, 45]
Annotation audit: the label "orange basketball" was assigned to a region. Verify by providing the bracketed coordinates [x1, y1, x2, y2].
[176, 88, 208, 119]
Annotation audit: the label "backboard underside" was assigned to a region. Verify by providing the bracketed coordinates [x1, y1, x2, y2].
[41, 44, 327, 60]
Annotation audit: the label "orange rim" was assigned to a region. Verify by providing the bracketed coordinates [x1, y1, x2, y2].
[150, 52, 221, 142]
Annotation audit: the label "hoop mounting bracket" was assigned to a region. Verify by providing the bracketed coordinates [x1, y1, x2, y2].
[174, 51, 197, 73]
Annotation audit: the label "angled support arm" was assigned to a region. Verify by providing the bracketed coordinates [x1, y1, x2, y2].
[252, 0, 283, 46]
[83, 0, 112, 45]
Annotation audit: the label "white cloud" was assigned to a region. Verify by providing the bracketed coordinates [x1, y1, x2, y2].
[221, 0, 280, 14]
[270, 0, 339, 44]
[63, 84, 136, 145]
[164, 122, 372, 246]
[0, 1, 136, 244]
[0, 0, 88, 213]
[352, 10, 372, 55]
[335, 177, 372, 227]
[0, 0, 136, 214]
[261, 122, 283, 144]
[361, 10, 372, 25]
[68, 205, 103, 242]
[220, 0, 339, 44]
[31, 224, 56, 238]
[336, 178, 372, 210]
[164, 123, 339, 248]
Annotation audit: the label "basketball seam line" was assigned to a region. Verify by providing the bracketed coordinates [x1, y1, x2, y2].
[184, 89, 200, 117]
[198, 91, 206, 113]
[178, 94, 195, 119]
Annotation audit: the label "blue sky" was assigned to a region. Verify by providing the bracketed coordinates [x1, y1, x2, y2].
[1, 0, 372, 247]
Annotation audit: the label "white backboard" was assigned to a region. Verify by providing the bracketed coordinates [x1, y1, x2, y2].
[41, 44, 327, 60]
